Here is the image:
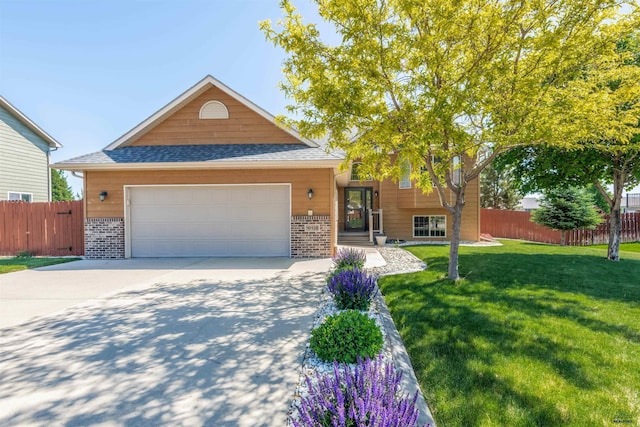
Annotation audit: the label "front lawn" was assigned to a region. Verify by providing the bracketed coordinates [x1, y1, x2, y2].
[0, 257, 80, 274]
[591, 242, 640, 253]
[379, 240, 640, 427]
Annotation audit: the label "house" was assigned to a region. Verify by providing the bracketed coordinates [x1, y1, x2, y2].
[518, 196, 541, 212]
[624, 193, 640, 213]
[0, 96, 62, 202]
[54, 75, 479, 259]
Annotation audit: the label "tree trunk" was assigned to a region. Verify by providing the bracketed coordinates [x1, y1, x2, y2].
[448, 206, 462, 280]
[607, 170, 625, 261]
[608, 206, 621, 261]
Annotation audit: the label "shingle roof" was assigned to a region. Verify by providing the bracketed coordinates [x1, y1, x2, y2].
[57, 144, 344, 165]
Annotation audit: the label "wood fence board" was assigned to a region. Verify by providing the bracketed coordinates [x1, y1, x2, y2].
[481, 209, 640, 246]
[0, 200, 84, 256]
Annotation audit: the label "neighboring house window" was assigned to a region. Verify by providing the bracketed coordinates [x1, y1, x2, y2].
[199, 100, 229, 119]
[399, 160, 411, 189]
[413, 215, 446, 237]
[8, 192, 32, 202]
[350, 162, 372, 181]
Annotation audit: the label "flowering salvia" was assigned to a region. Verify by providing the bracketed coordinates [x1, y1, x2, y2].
[328, 268, 378, 311]
[332, 248, 367, 270]
[292, 356, 428, 427]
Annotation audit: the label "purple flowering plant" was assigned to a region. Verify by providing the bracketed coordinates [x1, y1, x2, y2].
[328, 268, 378, 311]
[332, 248, 367, 271]
[292, 356, 429, 427]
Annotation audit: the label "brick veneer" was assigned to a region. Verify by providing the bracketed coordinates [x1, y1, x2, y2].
[85, 218, 125, 259]
[291, 215, 331, 258]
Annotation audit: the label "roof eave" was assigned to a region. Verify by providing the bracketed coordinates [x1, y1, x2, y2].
[53, 159, 342, 172]
[0, 96, 62, 149]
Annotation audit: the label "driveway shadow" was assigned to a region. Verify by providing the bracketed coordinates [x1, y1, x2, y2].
[0, 271, 325, 427]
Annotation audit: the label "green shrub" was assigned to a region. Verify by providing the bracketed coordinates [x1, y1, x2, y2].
[310, 310, 384, 363]
[16, 250, 32, 258]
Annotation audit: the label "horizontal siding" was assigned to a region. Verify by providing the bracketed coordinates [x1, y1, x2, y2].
[130, 86, 300, 146]
[85, 168, 334, 218]
[0, 105, 50, 202]
[379, 174, 480, 242]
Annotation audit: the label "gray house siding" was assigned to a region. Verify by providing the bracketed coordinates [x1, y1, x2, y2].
[0, 105, 51, 202]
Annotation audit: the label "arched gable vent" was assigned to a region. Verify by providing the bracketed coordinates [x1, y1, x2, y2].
[199, 100, 229, 119]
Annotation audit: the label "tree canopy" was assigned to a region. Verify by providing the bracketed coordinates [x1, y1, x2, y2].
[480, 163, 521, 210]
[496, 28, 640, 260]
[51, 169, 74, 201]
[262, 0, 638, 279]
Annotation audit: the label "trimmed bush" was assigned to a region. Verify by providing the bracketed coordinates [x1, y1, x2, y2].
[310, 310, 383, 363]
[328, 268, 378, 311]
[292, 356, 428, 427]
[332, 248, 367, 271]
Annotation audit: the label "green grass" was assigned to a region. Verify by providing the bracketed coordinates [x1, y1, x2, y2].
[591, 242, 640, 253]
[0, 257, 80, 274]
[379, 240, 640, 427]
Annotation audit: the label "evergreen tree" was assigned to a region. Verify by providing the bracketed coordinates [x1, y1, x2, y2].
[531, 188, 603, 246]
[51, 169, 74, 201]
[480, 163, 521, 210]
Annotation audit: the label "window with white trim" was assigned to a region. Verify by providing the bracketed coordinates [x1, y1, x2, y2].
[413, 215, 446, 237]
[8, 192, 32, 202]
[350, 162, 372, 181]
[399, 160, 411, 189]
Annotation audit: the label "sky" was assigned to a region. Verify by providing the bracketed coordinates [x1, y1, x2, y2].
[0, 0, 331, 194]
[1, 0, 638, 197]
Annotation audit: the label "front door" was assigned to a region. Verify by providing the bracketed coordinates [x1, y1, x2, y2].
[345, 188, 373, 231]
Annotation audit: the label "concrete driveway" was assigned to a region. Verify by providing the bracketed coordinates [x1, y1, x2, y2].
[0, 257, 330, 426]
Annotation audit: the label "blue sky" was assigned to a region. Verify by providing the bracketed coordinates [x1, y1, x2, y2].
[1, 0, 638, 196]
[0, 0, 329, 193]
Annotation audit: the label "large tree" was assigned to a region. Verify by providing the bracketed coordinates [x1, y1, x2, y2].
[480, 163, 521, 210]
[262, 0, 637, 279]
[497, 30, 640, 261]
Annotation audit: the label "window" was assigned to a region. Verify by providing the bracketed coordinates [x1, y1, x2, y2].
[8, 192, 32, 202]
[350, 163, 372, 181]
[199, 100, 229, 119]
[413, 215, 446, 237]
[399, 160, 411, 189]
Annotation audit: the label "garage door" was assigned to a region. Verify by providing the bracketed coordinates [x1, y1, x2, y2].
[128, 185, 290, 257]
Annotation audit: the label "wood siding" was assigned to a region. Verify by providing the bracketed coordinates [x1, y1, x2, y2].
[0, 105, 50, 202]
[129, 86, 300, 146]
[85, 168, 334, 219]
[378, 175, 480, 241]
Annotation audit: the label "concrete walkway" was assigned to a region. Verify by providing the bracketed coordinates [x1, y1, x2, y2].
[0, 257, 330, 426]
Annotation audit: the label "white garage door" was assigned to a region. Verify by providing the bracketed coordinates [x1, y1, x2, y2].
[128, 185, 290, 257]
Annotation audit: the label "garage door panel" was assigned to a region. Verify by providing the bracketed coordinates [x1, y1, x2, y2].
[129, 185, 290, 257]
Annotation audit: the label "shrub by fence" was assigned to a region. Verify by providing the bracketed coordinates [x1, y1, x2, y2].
[0, 200, 84, 256]
[481, 208, 640, 246]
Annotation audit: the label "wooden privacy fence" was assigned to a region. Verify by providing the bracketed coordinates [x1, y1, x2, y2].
[0, 200, 84, 256]
[481, 208, 640, 246]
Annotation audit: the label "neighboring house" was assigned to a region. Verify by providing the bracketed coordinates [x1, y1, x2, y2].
[54, 75, 479, 259]
[0, 96, 62, 202]
[624, 193, 640, 213]
[518, 196, 541, 212]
